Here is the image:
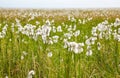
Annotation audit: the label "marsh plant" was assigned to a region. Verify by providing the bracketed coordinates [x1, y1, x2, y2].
[0, 9, 120, 78]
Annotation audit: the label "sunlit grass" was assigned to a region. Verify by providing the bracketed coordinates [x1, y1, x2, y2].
[0, 8, 120, 78]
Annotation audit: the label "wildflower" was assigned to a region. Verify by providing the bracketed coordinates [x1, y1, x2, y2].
[113, 30, 118, 40]
[63, 39, 68, 48]
[85, 38, 91, 45]
[68, 42, 77, 52]
[52, 35, 59, 43]
[64, 33, 72, 39]
[82, 19, 86, 24]
[9, 39, 12, 42]
[0, 24, 8, 38]
[118, 28, 120, 34]
[91, 37, 97, 44]
[86, 50, 92, 56]
[114, 18, 120, 27]
[57, 26, 62, 32]
[51, 20, 54, 24]
[67, 42, 84, 54]
[117, 35, 120, 42]
[74, 30, 80, 37]
[52, 26, 56, 33]
[99, 32, 103, 39]
[67, 25, 72, 31]
[46, 20, 51, 26]
[48, 37, 53, 45]
[71, 17, 76, 22]
[27, 70, 35, 78]
[47, 52, 52, 57]
[85, 37, 97, 45]
[0, 32, 3, 38]
[5, 75, 8, 78]
[42, 35, 47, 44]
[36, 21, 40, 25]
[41, 24, 51, 36]
[73, 25, 76, 30]
[97, 23, 107, 32]
[21, 51, 28, 60]
[78, 19, 82, 24]
[97, 42, 101, 50]
[87, 45, 91, 50]
[21, 55, 24, 60]
[91, 27, 97, 36]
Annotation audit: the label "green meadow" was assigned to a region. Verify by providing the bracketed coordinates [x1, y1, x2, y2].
[0, 9, 120, 78]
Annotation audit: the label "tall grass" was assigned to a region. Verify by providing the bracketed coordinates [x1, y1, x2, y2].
[0, 9, 120, 78]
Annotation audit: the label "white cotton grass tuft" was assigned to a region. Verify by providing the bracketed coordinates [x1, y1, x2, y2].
[21, 55, 24, 60]
[85, 37, 97, 45]
[57, 25, 62, 32]
[0, 24, 8, 39]
[86, 50, 92, 56]
[97, 42, 101, 50]
[21, 51, 28, 60]
[52, 26, 56, 33]
[74, 30, 80, 37]
[86, 45, 92, 56]
[65, 41, 84, 54]
[5, 75, 8, 78]
[118, 28, 120, 34]
[52, 35, 59, 43]
[114, 18, 120, 27]
[9, 39, 12, 42]
[27, 70, 35, 78]
[36, 21, 40, 25]
[118, 35, 120, 42]
[47, 52, 53, 57]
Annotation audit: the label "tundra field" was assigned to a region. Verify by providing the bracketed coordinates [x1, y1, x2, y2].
[0, 8, 120, 78]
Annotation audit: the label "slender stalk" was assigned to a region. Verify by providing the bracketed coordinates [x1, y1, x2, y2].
[74, 52, 76, 77]
[114, 39, 119, 73]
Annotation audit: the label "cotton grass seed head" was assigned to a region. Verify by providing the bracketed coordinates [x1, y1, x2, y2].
[27, 70, 35, 78]
[47, 52, 53, 57]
